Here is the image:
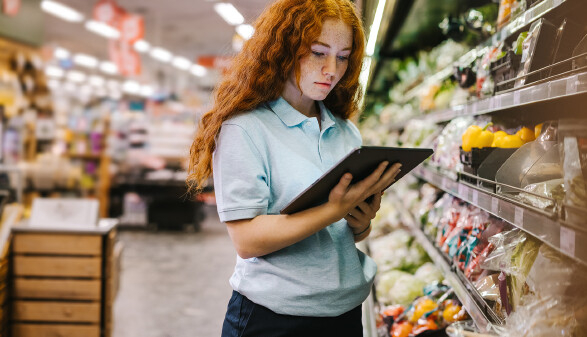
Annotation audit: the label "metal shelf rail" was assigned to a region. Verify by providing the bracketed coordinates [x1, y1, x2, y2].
[412, 165, 587, 267]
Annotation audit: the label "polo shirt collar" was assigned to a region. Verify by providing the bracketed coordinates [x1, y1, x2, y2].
[268, 97, 336, 130]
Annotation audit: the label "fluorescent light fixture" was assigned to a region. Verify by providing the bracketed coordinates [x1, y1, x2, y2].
[365, 0, 387, 56]
[134, 39, 151, 53]
[89, 75, 105, 87]
[73, 53, 98, 68]
[85, 20, 120, 39]
[214, 3, 244, 26]
[190, 64, 207, 77]
[122, 80, 140, 94]
[66, 70, 86, 83]
[150, 47, 173, 63]
[41, 0, 84, 22]
[99, 61, 118, 74]
[139, 85, 154, 97]
[236, 24, 254, 40]
[45, 66, 64, 78]
[172, 56, 192, 70]
[54, 47, 70, 60]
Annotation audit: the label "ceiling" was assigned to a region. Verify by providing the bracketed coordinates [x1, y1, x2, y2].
[44, 0, 273, 60]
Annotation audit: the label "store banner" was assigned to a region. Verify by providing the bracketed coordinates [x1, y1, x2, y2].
[110, 40, 140, 76]
[3, 0, 21, 16]
[197, 56, 232, 70]
[93, 0, 121, 27]
[119, 13, 143, 43]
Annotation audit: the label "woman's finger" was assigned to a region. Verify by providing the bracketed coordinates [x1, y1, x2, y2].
[329, 173, 353, 201]
[356, 201, 376, 219]
[372, 163, 401, 193]
[354, 161, 389, 191]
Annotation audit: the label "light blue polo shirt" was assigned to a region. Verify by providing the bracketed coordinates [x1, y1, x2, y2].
[213, 96, 377, 317]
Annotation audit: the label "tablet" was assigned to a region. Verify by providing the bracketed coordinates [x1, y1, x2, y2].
[280, 146, 434, 214]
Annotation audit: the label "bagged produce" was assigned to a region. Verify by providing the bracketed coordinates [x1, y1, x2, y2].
[558, 119, 587, 224]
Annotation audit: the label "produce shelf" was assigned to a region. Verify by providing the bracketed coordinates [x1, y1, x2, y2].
[412, 165, 587, 267]
[390, 70, 587, 131]
[400, 209, 500, 333]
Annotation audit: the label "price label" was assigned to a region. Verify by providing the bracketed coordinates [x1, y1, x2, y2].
[567, 76, 578, 94]
[491, 198, 499, 214]
[442, 177, 450, 190]
[458, 184, 467, 198]
[514, 91, 521, 105]
[560, 227, 576, 257]
[515, 207, 524, 227]
[472, 190, 479, 205]
[494, 95, 502, 109]
[524, 10, 533, 24]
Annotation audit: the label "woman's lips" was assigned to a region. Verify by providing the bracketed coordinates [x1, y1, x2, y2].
[315, 82, 331, 89]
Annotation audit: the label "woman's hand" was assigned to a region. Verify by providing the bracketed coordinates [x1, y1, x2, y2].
[344, 191, 383, 242]
[327, 161, 402, 220]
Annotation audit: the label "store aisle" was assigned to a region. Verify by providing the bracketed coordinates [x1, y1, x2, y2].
[113, 206, 235, 337]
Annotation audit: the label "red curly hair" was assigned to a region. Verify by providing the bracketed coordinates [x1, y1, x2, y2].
[187, 0, 365, 192]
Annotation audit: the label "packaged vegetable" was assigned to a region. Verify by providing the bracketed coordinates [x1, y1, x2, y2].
[409, 297, 438, 323]
[390, 321, 413, 337]
[376, 270, 413, 303]
[389, 274, 427, 306]
[558, 119, 587, 224]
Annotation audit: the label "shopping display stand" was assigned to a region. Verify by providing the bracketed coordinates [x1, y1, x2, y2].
[8, 199, 121, 337]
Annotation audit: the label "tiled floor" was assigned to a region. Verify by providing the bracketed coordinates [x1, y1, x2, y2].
[112, 206, 235, 337]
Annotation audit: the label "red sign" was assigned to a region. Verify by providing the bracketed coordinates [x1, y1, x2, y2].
[110, 40, 140, 76]
[3, 0, 20, 16]
[196, 56, 232, 70]
[93, 0, 121, 27]
[119, 14, 144, 43]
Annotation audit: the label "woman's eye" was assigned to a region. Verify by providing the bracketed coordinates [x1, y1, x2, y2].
[337, 55, 349, 61]
[312, 51, 325, 57]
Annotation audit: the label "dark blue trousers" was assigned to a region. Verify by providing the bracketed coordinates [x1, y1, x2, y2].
[221, 291, 363, 337]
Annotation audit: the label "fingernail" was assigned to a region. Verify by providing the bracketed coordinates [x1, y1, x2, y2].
[383, 161, 389, 167]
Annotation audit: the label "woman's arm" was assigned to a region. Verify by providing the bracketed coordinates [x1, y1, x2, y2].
[226, 162, 401, 259]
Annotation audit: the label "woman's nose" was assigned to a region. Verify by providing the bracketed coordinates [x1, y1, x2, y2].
[322, 56, 336, 77]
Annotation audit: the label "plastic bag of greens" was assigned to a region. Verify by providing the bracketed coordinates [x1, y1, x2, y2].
[503, 245, 587, 337]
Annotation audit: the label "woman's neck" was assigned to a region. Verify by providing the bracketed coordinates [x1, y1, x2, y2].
[281, 83, 319, 118]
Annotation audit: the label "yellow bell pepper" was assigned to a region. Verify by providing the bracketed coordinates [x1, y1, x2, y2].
[493, 133, 525, 148]
[535, 123, 543, 139]
[491, 131, 507, 147]
[516, 127, 535, 143]
[462, 123, 494, 152]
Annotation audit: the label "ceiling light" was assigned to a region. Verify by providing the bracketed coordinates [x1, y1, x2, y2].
[236, 24, 254, 40]
[89, 75, 105, 87]
[41, 0, 84, 22]
[366, 0, 387, 56]
[54, 47, 70, 60]
[139, 85, 154, 97]
[99, 61, 118, 74]
[66, 70, 86, 83]
[172, 57, 192, 70]
[45, 66, 64, 78]
[134, 39, 150, 53]
[122, 80, 140, 94]
[73, 53, 98, 68]
[214, 3, 244, 26]
[85, 20, 120, 39]
[190, 64, 207, 77]
[150, 47, 173, 63]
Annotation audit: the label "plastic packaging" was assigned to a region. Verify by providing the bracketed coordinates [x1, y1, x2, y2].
[558, 119, 587, 224]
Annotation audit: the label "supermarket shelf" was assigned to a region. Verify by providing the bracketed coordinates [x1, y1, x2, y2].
[391, 70, 587, 131]
[412, 166, 587, 267]
[401, 212, 499, 333]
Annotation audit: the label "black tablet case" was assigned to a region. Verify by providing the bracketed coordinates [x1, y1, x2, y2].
[280, 146, 434, 214]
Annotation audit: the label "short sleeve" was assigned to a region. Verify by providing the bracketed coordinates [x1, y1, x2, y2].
[213, 123, 270, 222]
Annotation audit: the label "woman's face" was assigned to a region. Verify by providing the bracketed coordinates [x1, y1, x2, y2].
[291, 19, 353, 102]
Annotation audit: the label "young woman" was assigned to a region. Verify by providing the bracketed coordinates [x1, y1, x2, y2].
[188, 0, 401, 335]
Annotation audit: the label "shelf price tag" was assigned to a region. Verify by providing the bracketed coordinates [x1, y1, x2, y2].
[514, 91, 521, 105]
[458, 184, 467, 198]
[442, 177, 450, 190]
[491, 197, 499, 214]
[560, 227, 575, 258]
[472, 190, 479, 205]
[515, 206, 524, 228]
